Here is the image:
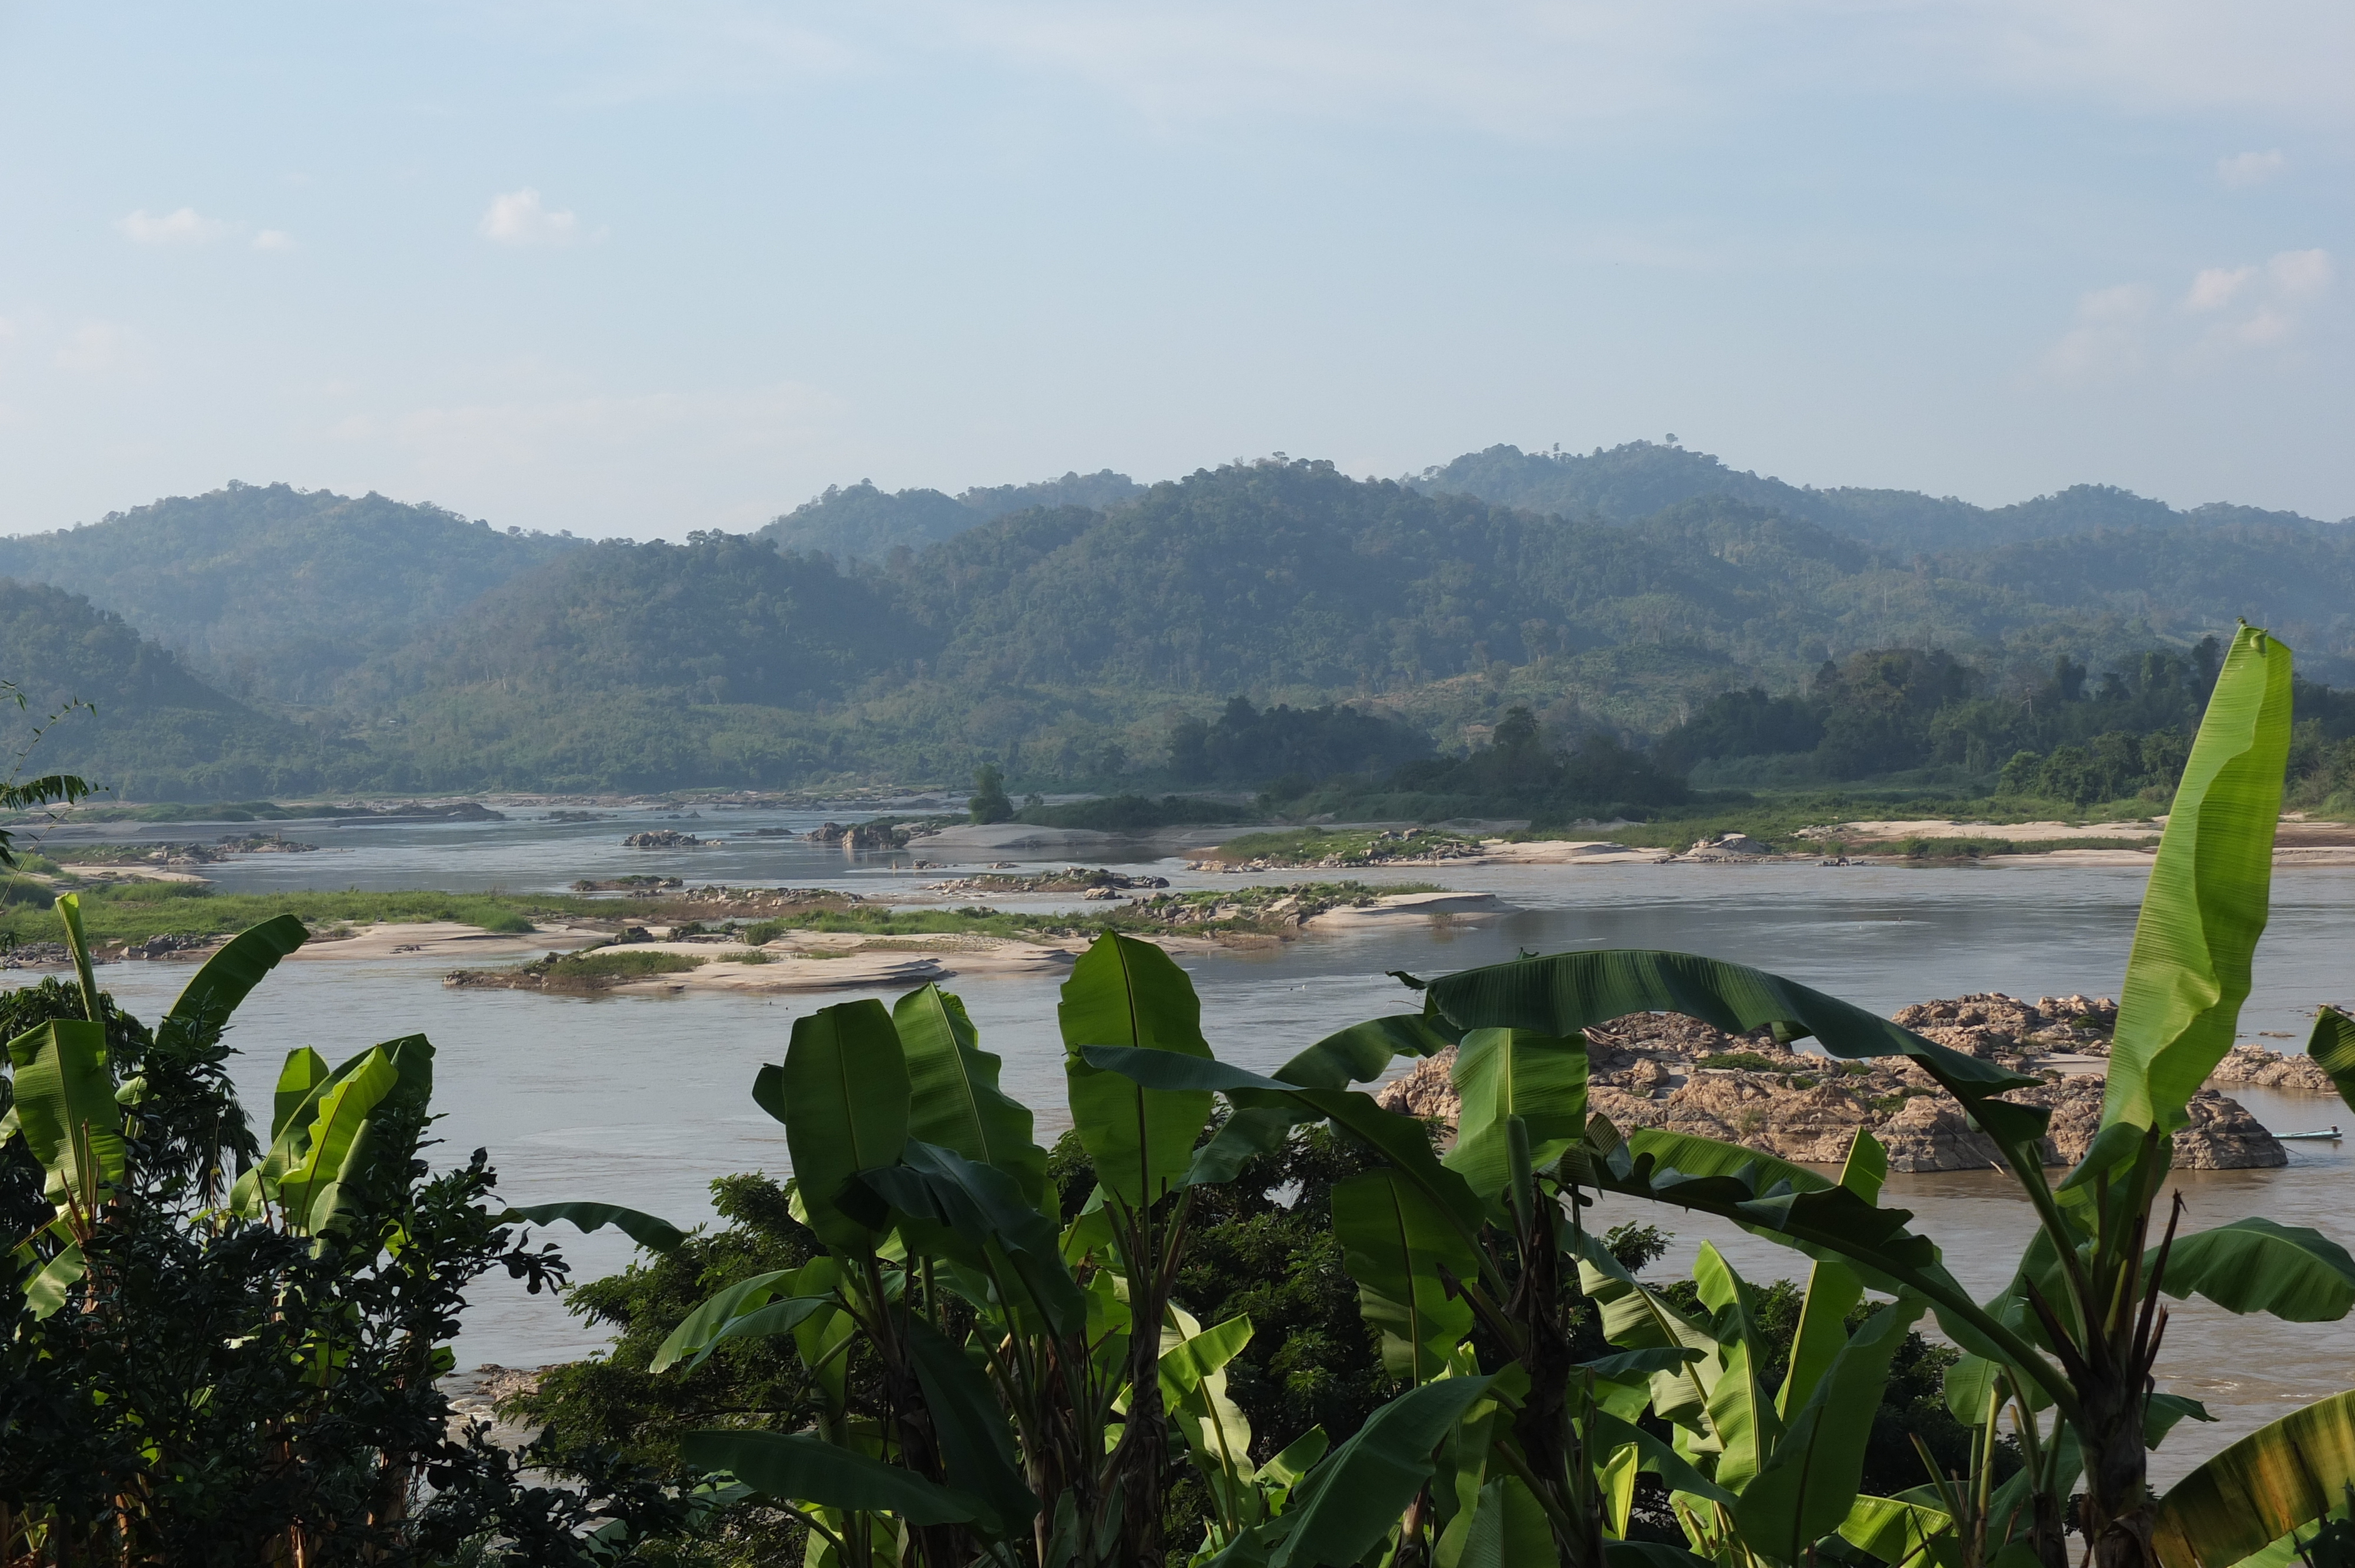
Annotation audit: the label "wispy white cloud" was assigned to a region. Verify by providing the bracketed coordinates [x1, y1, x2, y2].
[51, 321, 152, 381]
[2182, 265, 2254, 312]
[251, 229, 295, 252]
[2058, 248, 2335, 375]
[2217, 149, 2286, 187]
[2042, 283, 2154, 380]
[117, 207, 233, 245]
[479, 188, 591, 246]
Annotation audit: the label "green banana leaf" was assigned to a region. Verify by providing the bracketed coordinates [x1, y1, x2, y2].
[1837, 1494, 1956, 1567]
[1185, 1012, 1455, 1183]
[1577, 1231, 1720, 1428]
[2304, 1005, 2355, 1119]
[1777, 1132, 1883, 1420]
[6, 1019, 120, 1209]
[1269, 1373, 1495, 1568]
[1419, 949, 2038, 1114]
[1442, 1027, 1588, 1208]
[679, 1430, 981, 1525]
[272, 1048, 331, 1142]
[1452, 1475, 1552, 1568]
[651, 1268, 802, 1372]
[2105, 624, 2293, 1133]
[1694, 1243, 1780, 1491]
[1163, 1308, 1261, 1525]
[762, 999, 910, 1253]
[500, 1201, 688, 1255]
[1737, 1298, 1928, 1562]
[894, 984, 1047, 1210]
[55, 893, 101, 1027]
[1332, 1168, 1478, 1383]
[2152, 1216, 2355, 1321]
[2152, 1388, 2355, 1568]
[1060, 932, 1214, 1208]
[22, 1240, 85, 1318]
[274, 1045, 402, 1233]
[853, 1140, 1087, 1335]
[1302, 1088, 1490, 1248]
[904, 1314, 1037, 1534]
[157, 913, 308, 1055]
[1590, 1408, 1739, 1507]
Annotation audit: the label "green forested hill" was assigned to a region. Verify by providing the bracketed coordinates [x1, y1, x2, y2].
[0, 580, 354, 798]
[4, 453, 2350, 798]
[0, 483, 583, 704]
[1411, 441, 2342, 555]
[757, 470, 1140, 560]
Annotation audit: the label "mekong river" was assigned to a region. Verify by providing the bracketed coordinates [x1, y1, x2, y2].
[39, 803, 2355, 1487]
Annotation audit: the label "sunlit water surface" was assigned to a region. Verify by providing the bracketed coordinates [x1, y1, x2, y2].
[52, 812, 2355, 1487]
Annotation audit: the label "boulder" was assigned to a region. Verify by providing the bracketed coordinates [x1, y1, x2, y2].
[2207, 1044, 2337, 1094]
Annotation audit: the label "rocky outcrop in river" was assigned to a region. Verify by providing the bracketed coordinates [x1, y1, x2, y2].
[1375, 996, 2300, 1172]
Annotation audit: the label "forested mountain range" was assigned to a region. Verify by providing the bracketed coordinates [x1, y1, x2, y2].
[0, 450, 2346, 797]
[0, 483, 581, 705]
[757, 469, 1141, 560]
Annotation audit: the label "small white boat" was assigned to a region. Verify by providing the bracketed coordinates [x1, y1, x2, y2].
[2278, 1127, 2343, 1140]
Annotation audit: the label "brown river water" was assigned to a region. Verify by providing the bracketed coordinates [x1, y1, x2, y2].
[48, 812, 2355, 1487]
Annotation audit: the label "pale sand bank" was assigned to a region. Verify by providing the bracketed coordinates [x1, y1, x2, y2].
[291, 922, 609, 961]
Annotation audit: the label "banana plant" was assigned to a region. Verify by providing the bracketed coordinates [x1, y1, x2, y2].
[1345, 624, 2355, 1568]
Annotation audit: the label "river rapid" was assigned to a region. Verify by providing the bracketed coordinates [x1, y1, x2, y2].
[42, 803, 2355, 1486]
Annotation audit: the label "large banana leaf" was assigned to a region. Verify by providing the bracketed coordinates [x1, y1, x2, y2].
[54, 893, 101, 1026]
[1420, 949, 2036, 1115]
[904, 1314, 1037, 1535]
[1577, 1232, 1720, 1427]
[1694, 1243, 1780, 1490]
[1452, 1476, 1552, 1568]
[763, 999, 910, 1253]
[2305, 1005, 2355, 1119]
[680, 1430, 981, 1525]
[651, 1268, 808, 1372]
[2152, 1388, 2355, 1568]
[2105, 624, 2293, 1132]
[2154, 1217, 2355, 1321]
[1777, 1132, 1883, 1420]
[500, 1201, 688, 1255]
[1332, 1168, 1478, 1383]
[274, 1045, 402, 1233]
[894, 984, 1047, 1210]
[272, 1047, 332, 1142]
[1270, 1373, 1495, 1568]
[1737, 1299, 1928, 1563]
[1185, 1012, 1455, 1183]
[1060, 932, 1214, 1208]
[157, 913, 308, 1055]
[1838, 1495, 1956, 1567]
[853, 1140, 1086, 1335]
[1442, 1027, 1587, 1207]
[6, 1019, 120, 1209]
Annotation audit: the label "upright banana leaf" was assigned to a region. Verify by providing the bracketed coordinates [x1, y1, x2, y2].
[274, 1037, 436, 1235]
[54, 893, 101, 1027]
[272, 1048, 332, 1141]
[1332, 1167, 1478, 1384]
[6, 1019, 120, 1210]
[1162, 1310, 1260, 1530]
[156, 913, 308, 1055]
[1693, 1244, 1780, 1491]
[1269, 1373, 1495, 1568]
[1452, 1476, 1553, 1568]
[2104, 624, 2293, 1132]
[1736, 1298, 1928, 1563]
[904, 1314, 1037, 1536]
[761, 999, 910, 1253]
[2304, 1006, 2355, 1119]
[1442, 1027, 1587, 1208]
[1059, 932, 1214, 1208]
[894, 984, 1047, 1210]
[2152, 1388, 2355, 1568]
[1777, 1132, 1884, 1420]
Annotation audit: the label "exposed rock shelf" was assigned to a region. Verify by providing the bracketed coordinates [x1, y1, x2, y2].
[1376, 994, 2319, 1172]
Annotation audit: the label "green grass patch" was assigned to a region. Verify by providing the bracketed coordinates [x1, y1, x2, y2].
[543, 949, 705, 982]
[722, 949, 775, 964]
[0, 888, 615, 947]
[1208, 826, 1482, 866]
[740, 905, 1052, 944]
[1697, 1051, 1793, 1073]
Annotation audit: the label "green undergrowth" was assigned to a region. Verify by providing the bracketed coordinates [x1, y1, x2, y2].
[542, 949, 706, 984]
[1207, 826, 1484, 865]
[741, 905, 1054, 944]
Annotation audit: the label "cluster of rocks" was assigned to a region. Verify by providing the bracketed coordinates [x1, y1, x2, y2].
[569, 875, 685, 893]
[924, 867, 1173, 896]
[1680, 833, 1773, 861]
[543, 810, 608, 823]
[805, 821, 908, 849]
[621, 830, 708, 849]
[1189, 829, 1484, 873]
[1119, 883, 1380, 932]
[1375, 994, 2317, 1173]
[94, 933, 220, 963]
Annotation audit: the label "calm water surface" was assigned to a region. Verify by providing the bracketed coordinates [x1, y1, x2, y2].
[58, 820, 2355, 1487]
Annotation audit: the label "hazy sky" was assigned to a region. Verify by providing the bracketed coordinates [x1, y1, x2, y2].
[1, 1, 2347, 540]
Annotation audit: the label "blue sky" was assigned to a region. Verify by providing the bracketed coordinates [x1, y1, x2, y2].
[0, 1, 2347, 539]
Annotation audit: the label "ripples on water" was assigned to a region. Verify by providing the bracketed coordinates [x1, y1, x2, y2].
[49, 806, 2355, 1484]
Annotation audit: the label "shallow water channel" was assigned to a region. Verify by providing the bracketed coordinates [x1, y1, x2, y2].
[50, 809, 2355, 1487]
